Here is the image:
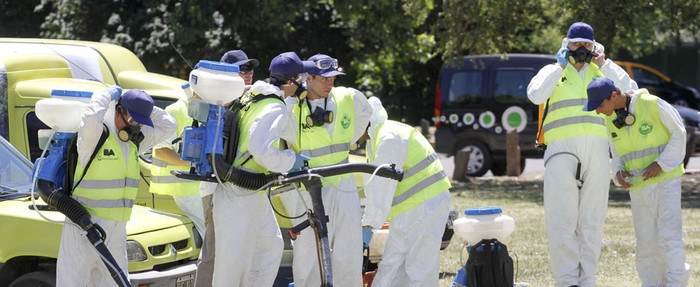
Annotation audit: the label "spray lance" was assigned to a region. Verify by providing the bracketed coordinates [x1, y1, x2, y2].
[32, 89, 131, 287]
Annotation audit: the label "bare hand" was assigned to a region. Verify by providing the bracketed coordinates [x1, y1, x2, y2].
[642, 162, 662, 180]
[616, 170, 633, 189]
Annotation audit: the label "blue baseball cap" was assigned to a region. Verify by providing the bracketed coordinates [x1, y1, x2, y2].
[269, 52, 306, 79]
[304, 54, 345, 77]
[120, 89, 154, 127]
[567, 22, 594, 44]
[220, 50, 259, 68]
[583, 77, 616, 111]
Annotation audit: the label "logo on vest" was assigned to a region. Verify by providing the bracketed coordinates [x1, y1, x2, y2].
[639, 122, 653, 135]
[103, 149, 115, 156]
[341, 114, 351, 129]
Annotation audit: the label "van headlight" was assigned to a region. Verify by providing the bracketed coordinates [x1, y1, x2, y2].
[126, 240, 148, 262]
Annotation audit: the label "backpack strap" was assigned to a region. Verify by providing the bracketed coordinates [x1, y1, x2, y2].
[72, 124, 110, 190]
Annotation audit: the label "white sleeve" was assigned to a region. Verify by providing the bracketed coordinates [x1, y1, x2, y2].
[527, 64, 563, 105]
[655, 100, 686, 171]
[247, 102, 297, 173]
[138, 106, 177, 152]
[351, 89, 371, 143]
[76, 90, 112, 168]
[609, 134, 624, 186]
[599, 59, 638, 91]
[361, 132, 407, 229]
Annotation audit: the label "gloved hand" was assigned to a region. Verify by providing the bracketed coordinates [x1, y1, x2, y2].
[106, 85, 123, 101]
[362, 226, 373, 248]
[556, 48, 569, 67]
[288, 153, 310, 172]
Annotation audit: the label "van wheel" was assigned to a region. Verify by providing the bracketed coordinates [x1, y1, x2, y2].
[456, 141, 492, 177]
[490, 159, 526, 176]
[9, 271, 55, 287]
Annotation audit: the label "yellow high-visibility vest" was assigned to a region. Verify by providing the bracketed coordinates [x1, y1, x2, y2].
[72, 133, 140, 221]
[606, 92, 684, 190]
[292, 87, 355, 186]
[542, 64, 607, 144]
[150, 99, 200, 197]
[369, 120, 451, 220]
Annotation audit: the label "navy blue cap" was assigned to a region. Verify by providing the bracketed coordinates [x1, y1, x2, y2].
[465, 207, 503, 216]
[567, 22, 594, 44]
[305, 54, 345, 77]
[220, 50, 259, 68]
[120, 89, 154, 127]
[583, 77, 616, 111]
[269, 52, 306, 79]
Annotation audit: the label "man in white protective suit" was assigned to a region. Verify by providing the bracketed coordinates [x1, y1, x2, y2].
[210, 52, 308, 286]
[526, 22, 638, 287]
[584, 77, 690, 286]
[356, 97, 452, 286]
[281, 53, 372, 286]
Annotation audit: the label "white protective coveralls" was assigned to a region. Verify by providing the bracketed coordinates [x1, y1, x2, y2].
[527, 57, 637, 287]
[281, 88, 371, 287]
[211, 80, 298, 286]
[362, 98, 451, 287]
[609, 90, 690, 286]
[195, 181, 217, 286]
[57, 89, 176, 287]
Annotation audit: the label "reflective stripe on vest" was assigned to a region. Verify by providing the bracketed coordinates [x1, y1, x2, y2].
[150, 100, 200, 197]
[542, 64, 607, 143]
[606, 92, 683, 190]
[72, 132, 140, 221]
[293, 87, 355, 186]
[370, 120, 451, 220]
[233, 92, 285, 174]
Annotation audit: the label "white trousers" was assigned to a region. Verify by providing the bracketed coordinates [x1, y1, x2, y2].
[371, 190, 451, 287]
[56, 217, 128, 287]
[173, 193, 206, 238]
[630, 176, 690, 286]
[543, 136, 610, 287]
[212, 184, 283, 287]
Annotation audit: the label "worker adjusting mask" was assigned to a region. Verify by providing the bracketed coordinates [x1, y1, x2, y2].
[117, 106, 145, 145]
[567, 45, 594, 64]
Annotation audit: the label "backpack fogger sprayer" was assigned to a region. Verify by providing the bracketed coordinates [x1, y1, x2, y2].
[32, 89, 130, 287]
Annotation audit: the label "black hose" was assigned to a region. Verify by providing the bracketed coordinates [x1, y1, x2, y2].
[287, 163, 404, 181]
[208, 153, 277, 190]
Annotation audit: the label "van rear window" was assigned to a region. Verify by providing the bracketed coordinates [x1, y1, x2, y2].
[448, 71, 483, 105]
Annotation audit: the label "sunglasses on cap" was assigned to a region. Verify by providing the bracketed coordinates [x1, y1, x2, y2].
[239, 65, 253, 75]
[314, 58, 339, 70]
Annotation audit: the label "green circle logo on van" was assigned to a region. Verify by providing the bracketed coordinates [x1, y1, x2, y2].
[502, 106, 527, 133]
[449, 114, 459, 124]
[639, 122, 653, 135]
[479, 111, 495, 128]
[495, 126, 502, 134]
[463, 113, 475, 125]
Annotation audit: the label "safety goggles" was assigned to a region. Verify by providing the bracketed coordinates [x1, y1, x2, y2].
[314, 58, 338, 70]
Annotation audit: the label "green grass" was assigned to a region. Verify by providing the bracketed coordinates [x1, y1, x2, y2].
[438, 177, 700, 287]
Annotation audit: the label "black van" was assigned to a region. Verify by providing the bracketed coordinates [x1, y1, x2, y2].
[434, 54, 555, 177]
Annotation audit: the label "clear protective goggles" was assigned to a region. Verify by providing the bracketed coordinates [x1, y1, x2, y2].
[314, 58, 339, 70]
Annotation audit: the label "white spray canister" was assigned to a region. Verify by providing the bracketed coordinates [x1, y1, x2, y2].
[189, 60, 245, 105]
[35, 89, 93, 133]
[452, 206, 515, 246]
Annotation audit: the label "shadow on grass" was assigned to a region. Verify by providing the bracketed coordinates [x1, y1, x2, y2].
[451, 173, 700, 209]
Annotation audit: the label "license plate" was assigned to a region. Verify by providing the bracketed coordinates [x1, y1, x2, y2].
[176, 273, 195, 287]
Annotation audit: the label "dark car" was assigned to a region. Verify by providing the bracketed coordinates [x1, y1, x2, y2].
[434, 54, 554, 177]
[616, 61, 700, 110]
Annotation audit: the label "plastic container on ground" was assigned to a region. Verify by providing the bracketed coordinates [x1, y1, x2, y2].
[452, 207, 515, 246]
[189, 60, 245, 105]
[35, 89, 93, 133]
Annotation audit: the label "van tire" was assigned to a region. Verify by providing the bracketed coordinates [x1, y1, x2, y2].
[490, 159, 526, 176]
[455, 141, 492, 177]
[9, 271, 55, 287]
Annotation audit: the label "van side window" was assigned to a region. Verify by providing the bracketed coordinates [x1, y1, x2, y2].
[449, 71, 483, 105]
[632, 67, 662, 85]
[493, 70, 535, 104]
[26, 112, 50, 161]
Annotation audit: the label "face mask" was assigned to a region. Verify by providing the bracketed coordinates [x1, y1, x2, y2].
[117, 107, 145, 145]
[305, 98, 334, 127]
[567, 45, 594, 64]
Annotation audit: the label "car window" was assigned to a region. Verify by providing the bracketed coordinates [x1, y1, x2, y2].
[448, 71, 484, 105]
[493, 69, 534, 104]
[27, 112, 50, 162]
[152, 96, 177, 110]
[0, 136, 33, 193]
[632, 67, 662, 86]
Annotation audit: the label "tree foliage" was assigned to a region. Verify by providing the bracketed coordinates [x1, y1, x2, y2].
[3, 0, 700, 125]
